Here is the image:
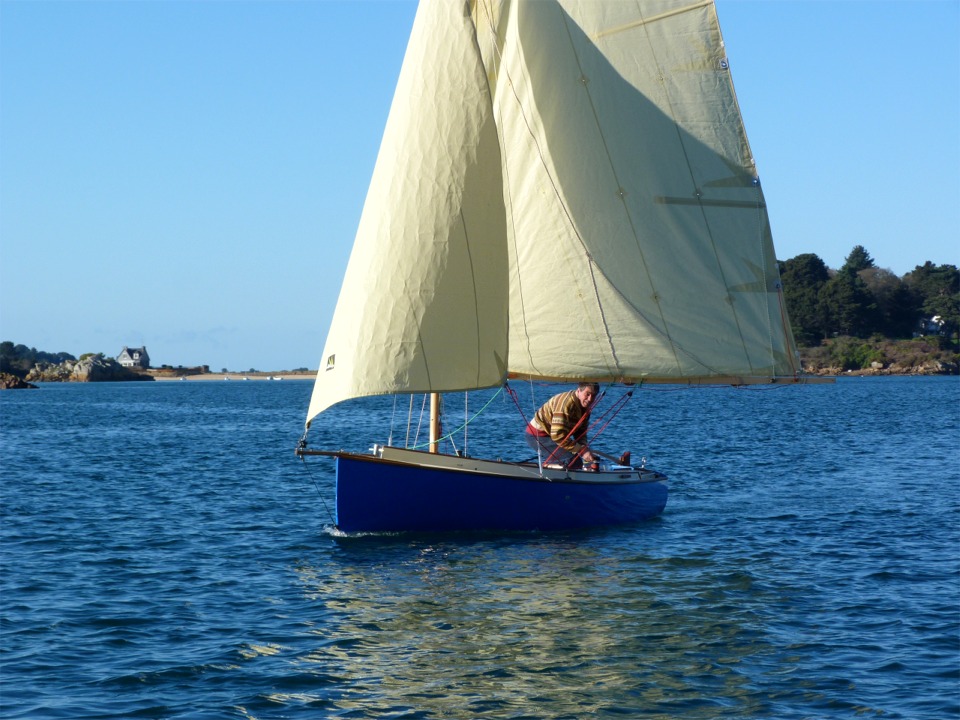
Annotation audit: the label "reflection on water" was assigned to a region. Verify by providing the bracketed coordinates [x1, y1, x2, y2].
[290, 536, 786, 718]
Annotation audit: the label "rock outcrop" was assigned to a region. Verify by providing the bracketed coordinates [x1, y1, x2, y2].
[25, 354, 154, 383]
[26, 360, 74, 382]
[802, 360, 959, 377]
[0, 372, 37, 389]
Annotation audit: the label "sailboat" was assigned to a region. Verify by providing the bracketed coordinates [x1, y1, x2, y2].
[296, 0, 807, 533]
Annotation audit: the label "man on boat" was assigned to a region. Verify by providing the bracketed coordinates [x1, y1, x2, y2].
[525, 382, 598, 468]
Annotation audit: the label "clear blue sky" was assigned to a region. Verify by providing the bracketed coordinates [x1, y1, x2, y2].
[2, 1, 957, 372]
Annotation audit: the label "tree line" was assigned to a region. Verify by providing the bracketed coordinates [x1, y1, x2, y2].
[3, 247, 958, 377]
[778, 246, 959, 348]
[0, 342, 76, 377]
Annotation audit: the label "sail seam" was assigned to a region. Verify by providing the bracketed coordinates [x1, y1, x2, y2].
[593, 0, 714, 40]
[458, 207, 485, 388]
[755, 182, 775, 375]
[567, 3, 688, 378]
[480, 0, 625, 378]
[631, 0, 758, 376]
[503, 0, 728, 380]
[474, 0, 786, 382]
[474, 0, 541, 377]
[567, 3, 741, 381]
[551, 5, 655, 379]
[480, 0, 721, 380]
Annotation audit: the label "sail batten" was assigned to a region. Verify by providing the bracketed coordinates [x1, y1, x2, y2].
[593, 0, 715, 40]
[306, 0, 801, 427]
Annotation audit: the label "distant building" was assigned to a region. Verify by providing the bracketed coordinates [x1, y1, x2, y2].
[117, 346, 150, 369]
[917, 315, 946, 337]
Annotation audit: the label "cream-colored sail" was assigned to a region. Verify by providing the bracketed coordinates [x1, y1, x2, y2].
[307, 0, 799, 426]
[306, 0, 509, 424]
[486, 0, 797, 383]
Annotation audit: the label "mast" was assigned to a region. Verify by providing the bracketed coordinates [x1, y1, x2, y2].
[429, 393, 440, 454]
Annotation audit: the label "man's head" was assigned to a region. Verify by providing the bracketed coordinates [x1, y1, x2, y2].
[575, 382, 600, 407]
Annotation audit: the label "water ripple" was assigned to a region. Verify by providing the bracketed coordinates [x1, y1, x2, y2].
[1, 378, 958, 718]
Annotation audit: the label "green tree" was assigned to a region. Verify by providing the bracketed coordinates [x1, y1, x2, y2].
[841, 245, 876, 274]
[859, 267, 916, 338]
[0, 341, 17, 375]
[779, 253, 830, 345]
[820, 270, 879, 338]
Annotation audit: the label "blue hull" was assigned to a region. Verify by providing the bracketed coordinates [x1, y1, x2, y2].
[334, 450, 668, 533]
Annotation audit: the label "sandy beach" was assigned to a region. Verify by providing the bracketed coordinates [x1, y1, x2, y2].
[149, 371, 315, 382]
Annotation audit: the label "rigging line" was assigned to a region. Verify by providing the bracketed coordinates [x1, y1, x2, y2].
[297, 455, 336, 526]
[388, 394, 398, 446]
[543, 389, 605, 465]
[529, 380, 544, 473]
[504, 381, 543, 471]
[759, 182, 799, 378]
[588, 389, 633, 445]
[409, 386, 505, 450]
[489, 80, 537, 373]
[405, 394, 414, 448]
[755, 181, 779, 375]
[585, 387, 631, 436]
[412, 393, 428, 450]
[776, 278, 799, 377]
[714, 0, 790, 377]
[503, 382, 530, 425]
[585, 257, 622, 378]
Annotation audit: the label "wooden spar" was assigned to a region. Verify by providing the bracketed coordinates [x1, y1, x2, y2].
[429, 393, 440, 454]
[506, 373, 835, 385]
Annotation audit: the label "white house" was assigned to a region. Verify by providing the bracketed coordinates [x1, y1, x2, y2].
[117, 346, 150, 369]
[917, 315, 946, 337]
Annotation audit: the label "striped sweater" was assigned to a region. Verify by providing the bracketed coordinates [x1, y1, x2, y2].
[527, 390, 590, 453]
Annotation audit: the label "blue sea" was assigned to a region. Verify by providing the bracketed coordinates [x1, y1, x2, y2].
[2, 376, 958, 719]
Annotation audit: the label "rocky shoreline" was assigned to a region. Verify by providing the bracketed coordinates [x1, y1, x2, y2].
[1, 359, 316, 388]
[2, 352, 954, 391]
[802, 360, 958, 377]
[22, 354, 154, 384]
[0, 373, 37, 389]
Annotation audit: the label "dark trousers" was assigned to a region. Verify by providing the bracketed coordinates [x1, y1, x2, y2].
[525, 433, 581, 468]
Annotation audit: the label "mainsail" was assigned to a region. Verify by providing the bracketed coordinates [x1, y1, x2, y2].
[307, 0, 799, 426]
